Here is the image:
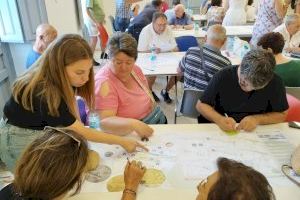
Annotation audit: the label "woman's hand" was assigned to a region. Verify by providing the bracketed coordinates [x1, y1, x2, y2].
[121, 139, 148, 153]
[124, 160, 146, 191]
[132, 120, 153, 138]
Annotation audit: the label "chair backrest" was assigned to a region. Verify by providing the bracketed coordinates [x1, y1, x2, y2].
[109, 15, 117, 33]
[286, 87, 300, 100]
[175, 36, 199, 52]
[180, 89, 204, 118]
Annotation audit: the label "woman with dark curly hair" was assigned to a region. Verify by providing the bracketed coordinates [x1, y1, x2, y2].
[258, 32, 300, 87]
[196, 157, 275, 200]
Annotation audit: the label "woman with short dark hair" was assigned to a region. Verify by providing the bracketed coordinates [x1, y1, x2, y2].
[94, 32, 167, 138]
[196, 157, 276, 200]
[258, 32, 300, 87]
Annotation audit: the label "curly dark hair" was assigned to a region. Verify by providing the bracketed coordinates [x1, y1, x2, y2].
[208, 158, 276, 200]
[257, 32, 285, 54]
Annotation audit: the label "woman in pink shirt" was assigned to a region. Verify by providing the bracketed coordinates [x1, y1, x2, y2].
[95, 32, 166, 137]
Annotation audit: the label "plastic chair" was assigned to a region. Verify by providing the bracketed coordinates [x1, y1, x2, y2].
[286, 87, 300, 100]
[109, 15, 117, 33]
[175, 36, 199, 52]
[175, 89, 204, 123]
[286, 94, 300, 122]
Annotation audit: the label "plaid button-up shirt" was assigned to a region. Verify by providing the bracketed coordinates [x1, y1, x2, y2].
[116, 0, 131, 19]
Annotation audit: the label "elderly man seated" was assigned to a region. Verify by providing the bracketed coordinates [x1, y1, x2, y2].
[178, 24, 231, 90]
[196, 49, 288, 132]
[168, 4, 193, 30]
[26, 24, 57, 68]
[273, 13, 300, 54]
[138, 12, 178, 103]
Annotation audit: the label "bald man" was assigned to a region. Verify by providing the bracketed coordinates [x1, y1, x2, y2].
[177, 24, 231, 91]
[26, 24, 57, 68]
[168, 4, 193, 30]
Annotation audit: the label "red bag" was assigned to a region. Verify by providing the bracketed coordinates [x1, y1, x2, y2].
[98, 24, 109, 49]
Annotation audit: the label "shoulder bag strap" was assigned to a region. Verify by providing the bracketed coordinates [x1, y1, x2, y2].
[131, 70, 156, 106]
[199, 46, 210, 82]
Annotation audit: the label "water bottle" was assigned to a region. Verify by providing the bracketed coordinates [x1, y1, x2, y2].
[88, 112, 100, 129]
[226, 36, 234, 52]
[150, 45, 157, 68]
[194, 23, 199, 35]
[240, 44, 250, 58]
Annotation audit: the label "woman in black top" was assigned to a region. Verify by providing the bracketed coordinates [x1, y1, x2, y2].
[0, 34, 146, 171]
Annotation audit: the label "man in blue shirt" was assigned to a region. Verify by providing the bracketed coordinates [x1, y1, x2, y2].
[26, 24, 57, 69]
[115, 0, 142, 32]
[168, 4, 193, 30]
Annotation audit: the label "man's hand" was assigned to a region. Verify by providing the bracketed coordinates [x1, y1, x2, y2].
[237, 116, 258, 132]
[216, 116, 237, 132]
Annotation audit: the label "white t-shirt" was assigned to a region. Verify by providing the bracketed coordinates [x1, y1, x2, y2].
[273, 23, 300, 49]
[137, 23, 177, 52]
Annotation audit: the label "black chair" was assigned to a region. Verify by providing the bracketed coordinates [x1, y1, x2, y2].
[109, 15, 117, 33]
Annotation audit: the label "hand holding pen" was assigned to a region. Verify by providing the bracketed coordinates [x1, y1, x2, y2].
[216, 113, 237, 132]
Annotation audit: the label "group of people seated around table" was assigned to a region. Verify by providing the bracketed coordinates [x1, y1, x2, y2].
[0, 127, 276, 200]
[1, 0, 300, 199]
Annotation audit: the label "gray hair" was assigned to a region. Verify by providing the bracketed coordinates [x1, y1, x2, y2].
[207, 24, 226, 41]
[284, 13, 300, 26]
[240, 49, 276, 88]
[152, 12, 167, 22]
[107, 32, 137, 60]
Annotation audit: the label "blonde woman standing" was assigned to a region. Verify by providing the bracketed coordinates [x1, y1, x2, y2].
[0, 34, 146, 171]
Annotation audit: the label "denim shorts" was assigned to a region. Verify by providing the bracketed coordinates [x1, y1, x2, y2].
[0, 122, 44, 171]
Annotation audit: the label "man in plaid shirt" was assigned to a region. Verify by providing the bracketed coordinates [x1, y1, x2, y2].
[115, 0, 142, 32]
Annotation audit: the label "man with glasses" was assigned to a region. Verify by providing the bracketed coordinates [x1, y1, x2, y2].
[138, 12, 178, 103]
[196, 49, 288, 132]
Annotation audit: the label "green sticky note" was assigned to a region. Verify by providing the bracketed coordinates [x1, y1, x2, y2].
[225, 130, 239, 135]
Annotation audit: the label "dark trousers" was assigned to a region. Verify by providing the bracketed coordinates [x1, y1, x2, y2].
[115, 17, 130, 32]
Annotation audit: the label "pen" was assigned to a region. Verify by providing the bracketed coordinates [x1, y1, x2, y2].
[224, 113, 228, 118]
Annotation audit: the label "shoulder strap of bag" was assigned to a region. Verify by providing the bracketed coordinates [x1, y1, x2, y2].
[199, 46, 210, 82]
[131, 70, 156, 105]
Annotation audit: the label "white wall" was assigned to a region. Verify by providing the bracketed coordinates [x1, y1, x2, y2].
[45, 0, 81, 34]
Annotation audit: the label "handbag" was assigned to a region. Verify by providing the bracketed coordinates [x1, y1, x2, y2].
[131, 71, 167, 124]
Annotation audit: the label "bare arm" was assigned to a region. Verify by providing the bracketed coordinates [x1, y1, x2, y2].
[274, 0, 289, 19]
[99, 110, 153, 138]
[237, 111, 288, 132]
[86, 8, 101, 25]
[196, 101, 237, 131]
[249, 111, 288, 125]
[67, 120, 147, 152]
[183, 24, 194, 30]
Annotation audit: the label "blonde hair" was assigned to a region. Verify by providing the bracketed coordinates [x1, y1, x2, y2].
[13, 129, 89, 199]
[12, 34, 94, 119]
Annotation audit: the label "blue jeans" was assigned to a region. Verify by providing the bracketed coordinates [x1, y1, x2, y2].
[115, 17, 130, 32]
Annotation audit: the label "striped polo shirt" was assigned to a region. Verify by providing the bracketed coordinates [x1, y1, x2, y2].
[179, 44, 231, 90]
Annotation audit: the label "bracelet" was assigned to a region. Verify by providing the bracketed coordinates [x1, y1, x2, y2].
[123, 188, 136, 196]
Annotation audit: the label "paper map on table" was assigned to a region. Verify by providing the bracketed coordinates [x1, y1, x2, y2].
[96, 129, 294, 185]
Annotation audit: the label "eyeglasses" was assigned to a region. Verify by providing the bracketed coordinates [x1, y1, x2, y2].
[44, 126, 81, 148]
[281, 165, 300, 187]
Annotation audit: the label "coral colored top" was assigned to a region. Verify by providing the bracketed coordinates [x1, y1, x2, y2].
[95, 63, 152, 119]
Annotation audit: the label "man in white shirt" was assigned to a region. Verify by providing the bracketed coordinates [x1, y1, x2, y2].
[138, 12, 178, 103]
[273, 13, 300, 53]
